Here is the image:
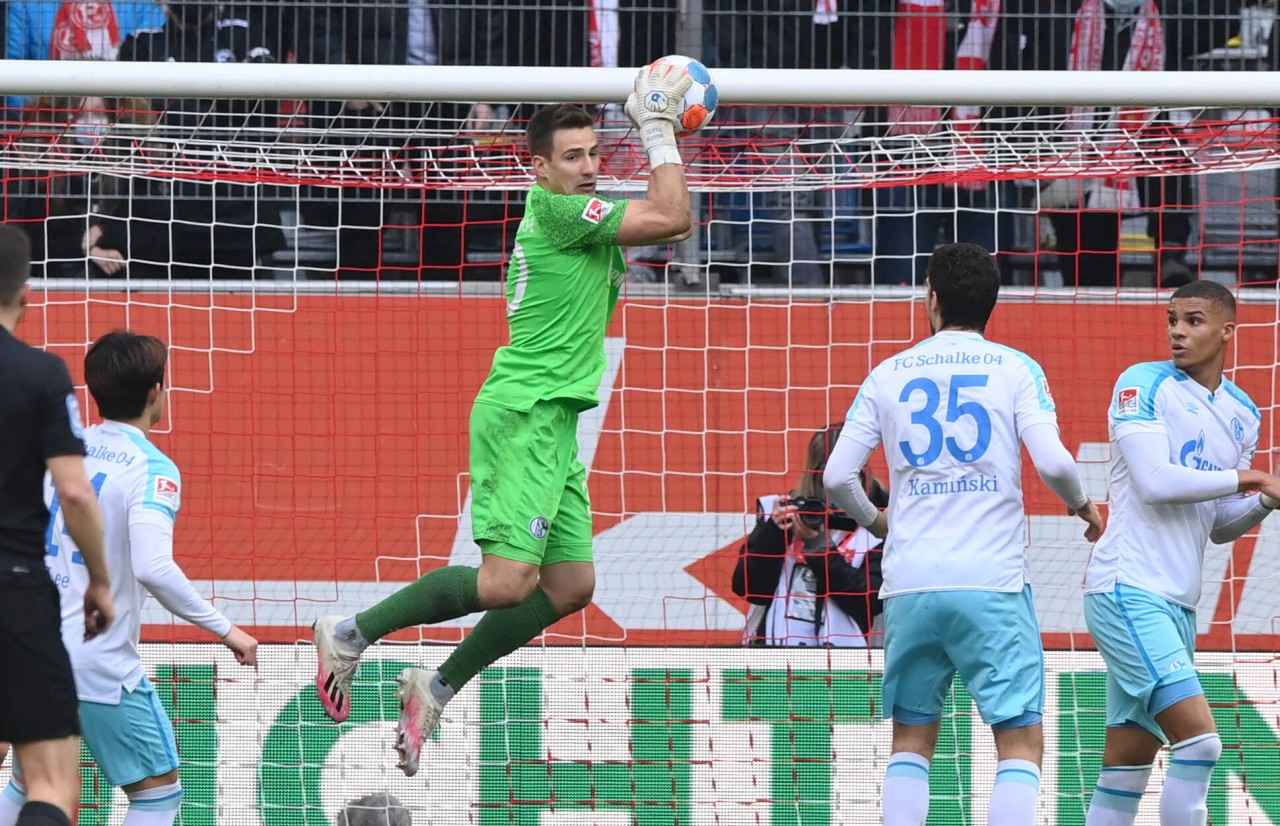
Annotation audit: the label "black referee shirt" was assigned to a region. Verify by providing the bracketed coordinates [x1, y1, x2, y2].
[0, 326, 85, 560]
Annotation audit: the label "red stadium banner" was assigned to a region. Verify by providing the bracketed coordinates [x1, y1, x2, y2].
[27, 294, 1280, 651]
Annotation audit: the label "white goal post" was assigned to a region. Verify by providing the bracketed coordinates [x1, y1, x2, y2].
[4, 59, 1280, 106]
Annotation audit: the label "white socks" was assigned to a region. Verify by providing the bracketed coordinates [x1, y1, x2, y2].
[1087, 765, 1153, 826]
[0, 777, 26, 826]
[0, 777, 180, 826]
[334, 616, 370, 653]
[1161, 734, 1221, 826]
[1085, 733, 1219, 826]
[121, 782, 183, 826]
[990, 759, 1041, 826]
[883, 752, 931, 826]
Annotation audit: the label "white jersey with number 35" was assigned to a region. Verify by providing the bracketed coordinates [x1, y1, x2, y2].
[43, 421, 183, 704]
[841, 330, 1059, 597]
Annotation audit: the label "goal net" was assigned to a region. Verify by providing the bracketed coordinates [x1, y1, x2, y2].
[2, 62, 1279, 826]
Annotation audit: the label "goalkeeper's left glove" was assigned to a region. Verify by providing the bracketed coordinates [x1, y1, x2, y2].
[625, 61, 694, 169]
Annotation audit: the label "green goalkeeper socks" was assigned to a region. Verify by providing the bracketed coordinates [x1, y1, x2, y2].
[354, 565, 481, 643]
[438, 586, 559, 692]
[351, 564, 563, 691]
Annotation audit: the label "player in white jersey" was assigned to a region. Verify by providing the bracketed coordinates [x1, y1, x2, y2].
[0, 331, 257, 826]
[1082, 280, 1280, 826]
[824, 243, 1105, 826]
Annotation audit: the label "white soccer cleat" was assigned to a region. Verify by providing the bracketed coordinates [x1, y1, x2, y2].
[312, 615, 362, 723]
[395, 667, 445, 777]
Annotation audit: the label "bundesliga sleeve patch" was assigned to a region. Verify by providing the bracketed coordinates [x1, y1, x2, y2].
[1116, 387, 1141, 417]
[581, 198, 613, 224]
[154, 476, 180, 506]
[1039, 375, 1055, 406]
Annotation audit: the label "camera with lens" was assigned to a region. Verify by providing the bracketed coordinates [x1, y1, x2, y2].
[788, 497, 862, 532]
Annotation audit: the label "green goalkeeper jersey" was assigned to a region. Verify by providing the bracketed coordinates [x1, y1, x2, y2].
[474, 185, 629, 412]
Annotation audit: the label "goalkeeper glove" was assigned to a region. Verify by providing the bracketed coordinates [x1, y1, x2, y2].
[625, 60, 694, 169]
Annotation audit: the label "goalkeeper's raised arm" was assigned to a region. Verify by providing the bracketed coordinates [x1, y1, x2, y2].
[613, 60, 695, 246]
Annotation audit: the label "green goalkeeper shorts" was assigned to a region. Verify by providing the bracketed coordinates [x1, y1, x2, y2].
[469, 399, 594, 566]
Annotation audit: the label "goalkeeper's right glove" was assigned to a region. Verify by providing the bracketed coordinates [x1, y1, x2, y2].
[625, 61, 694, 169]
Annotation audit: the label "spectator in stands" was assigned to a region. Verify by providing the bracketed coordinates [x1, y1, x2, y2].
[295, 0, 505, 280]
[711, 0, 881, 285]
[83, 2, 285, 278]
[5, 1, 166, 111]
[732, 423, 887, 647]
[10, 92, 139, 278]
[872, 0, 1072, 285]
[873, 184, 1012, 286]
[336, 793, 412, 826]
[2, 2, 164, 271]
[1040, 0, 1212, 287]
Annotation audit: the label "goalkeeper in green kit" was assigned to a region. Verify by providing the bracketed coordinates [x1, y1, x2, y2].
[312, 62, 695, 776]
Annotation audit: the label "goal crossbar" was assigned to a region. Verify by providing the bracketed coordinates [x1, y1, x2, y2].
[4, 60, 1280, 106]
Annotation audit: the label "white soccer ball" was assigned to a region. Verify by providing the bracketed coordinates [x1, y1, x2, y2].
[649, 54, 718, 138]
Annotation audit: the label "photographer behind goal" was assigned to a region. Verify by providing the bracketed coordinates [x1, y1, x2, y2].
[732, 423, 888, 647]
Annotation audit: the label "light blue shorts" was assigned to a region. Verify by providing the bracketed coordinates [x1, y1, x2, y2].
[80, 676, 180, 787]
[1084, 584, 1203, 740]
[883, 586, 1044, 728]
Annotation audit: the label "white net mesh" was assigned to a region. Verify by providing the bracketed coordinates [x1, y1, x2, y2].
[4, 69, 1280, 826]
[6, 101, 1280, 190]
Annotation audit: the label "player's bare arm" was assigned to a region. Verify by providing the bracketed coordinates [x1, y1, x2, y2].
[1235, 468, 1280, 502]
[46, 454, 114, 638]
[222, 626, 259, 667]
[614, 164, 691, 245]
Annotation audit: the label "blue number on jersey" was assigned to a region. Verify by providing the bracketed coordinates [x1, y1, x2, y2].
[46, 471, 108, 564]
[899, 377, 945, 466]
[898, 375, 993, 466]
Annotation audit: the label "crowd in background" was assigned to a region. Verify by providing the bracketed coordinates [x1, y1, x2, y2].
[0, 0, 1274, 287]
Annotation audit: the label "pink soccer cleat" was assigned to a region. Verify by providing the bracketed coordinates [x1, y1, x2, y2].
[395, 667, 445, 777]
[312, 615, 362, 723]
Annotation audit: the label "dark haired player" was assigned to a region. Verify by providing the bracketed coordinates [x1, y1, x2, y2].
[824, 242, 1104, 826]
[1081, 281, 1280, 826]
[1, 331, 256, 826]
[314, 63, 697, 776]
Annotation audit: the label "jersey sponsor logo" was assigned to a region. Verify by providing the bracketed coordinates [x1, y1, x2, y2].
[1116, 387, 1140, 417]
[1179, 431, 1224, 472]
[65, 393, 85, 439]
[581, 198, 612, 225]
[154, 476, 180, 505]
[529, 516, 549, 540]
[1232, 417, 1245, 442]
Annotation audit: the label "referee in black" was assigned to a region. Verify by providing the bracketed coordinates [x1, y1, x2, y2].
[0, 225, 115, 826]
